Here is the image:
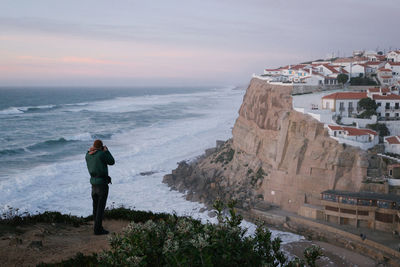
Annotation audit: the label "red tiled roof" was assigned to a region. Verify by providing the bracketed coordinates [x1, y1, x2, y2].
[327, 125, 342, 131]
[333, 57, 368, 63]
[322, 92, 367, 100]
[378, 68, 392, 72]
[265, 68, 281, 71]
[343, 127, 377, 136]
[386, 62, 400, 66]
[328, 125, 377, 136]
[372, 94, 400, 100]
[322, 64, 340, 74]
[366, 61, 383, 65]
[380, 76, 393, 79]
[385, 136, 400, 144]
[368, 87, 390, 93]
[290, 64, 307, 70]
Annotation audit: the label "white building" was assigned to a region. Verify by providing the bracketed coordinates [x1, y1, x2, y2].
[372, 93, 400, 118]
[387, 50, 400, 63]
[385, 62, 400, 77]
[327, 125, 378, 150]
[321, 92, 367, 117]
[321, 88, 400, 119]
[300, 73, 325, 86]
[365, 61, 385, 75]
[264, 68, 281, 75]
[313, 64, 343, 78]
[344, 64, 366, 78]
[332, 57, 368, 67]
[377, 68, 393, 85]
[384, 136, 400, 154]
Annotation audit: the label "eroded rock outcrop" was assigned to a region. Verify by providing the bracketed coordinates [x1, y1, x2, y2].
[164, 78, 379, 212]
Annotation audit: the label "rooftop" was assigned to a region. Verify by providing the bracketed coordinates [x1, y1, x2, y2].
[333, 57, 368, 63]
[385, 136, 400, 145]
[372, 94, 400, 100]
[368, 87, 389, 93]
[327, 125, 377, 136]
[365, 61, 383, 65]
[322, 92, 367, 100]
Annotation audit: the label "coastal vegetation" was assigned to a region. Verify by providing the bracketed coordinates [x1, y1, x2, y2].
[350, 76, 377, 86]
[366, 123, 390, 137]
[2, 202, 322, 267]
[357, 98, 378, 119]
[336, 73, 348, 85]
[213, 147, 235, 165]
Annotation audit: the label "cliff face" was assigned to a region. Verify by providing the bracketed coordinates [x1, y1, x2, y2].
[164, 78, 373, 212]
[232, 78, 368, 211]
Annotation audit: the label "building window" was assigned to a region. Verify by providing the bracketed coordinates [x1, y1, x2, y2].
[396, 103, 399, 109]
[386, 103, 390, 109]
[390, 169, 393, 176]
[396, 113, 399, 117]
[378, 113, 381, 117]
[378, 103, 381, 106]
[339, 102, 344, 111]
[386, 113, 390, 117]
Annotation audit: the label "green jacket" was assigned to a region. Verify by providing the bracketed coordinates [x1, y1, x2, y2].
[85, 149, 115, 185]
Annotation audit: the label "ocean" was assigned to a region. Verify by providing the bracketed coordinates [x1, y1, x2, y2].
[0, 86, 302, 243]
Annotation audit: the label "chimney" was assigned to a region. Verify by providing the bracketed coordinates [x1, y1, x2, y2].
[309, 68, 312, 75]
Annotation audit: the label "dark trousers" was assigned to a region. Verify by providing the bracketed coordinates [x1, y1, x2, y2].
[91, 184, 109, 233]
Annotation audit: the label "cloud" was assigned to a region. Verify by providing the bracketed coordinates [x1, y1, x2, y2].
[16, 55, 121, 65]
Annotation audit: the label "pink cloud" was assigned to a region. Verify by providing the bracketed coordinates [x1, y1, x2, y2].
[61, 56, 120, 65]
[16, 55, 121, 65]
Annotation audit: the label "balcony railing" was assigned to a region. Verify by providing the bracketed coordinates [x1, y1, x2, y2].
[385, 106, 400, 111]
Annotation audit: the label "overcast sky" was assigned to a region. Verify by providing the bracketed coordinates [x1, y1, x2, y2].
[1, 0, 399, 86]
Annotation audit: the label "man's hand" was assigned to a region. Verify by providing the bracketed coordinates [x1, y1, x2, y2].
[103, 145, 108, 151]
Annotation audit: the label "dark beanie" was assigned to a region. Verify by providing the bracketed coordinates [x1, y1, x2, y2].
[93, 139, 103, 149]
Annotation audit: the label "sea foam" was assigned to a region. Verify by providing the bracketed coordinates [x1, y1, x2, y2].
[0, 86, 304, 243]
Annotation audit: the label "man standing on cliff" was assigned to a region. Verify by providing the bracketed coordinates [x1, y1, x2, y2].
[85, 139, 115, 235]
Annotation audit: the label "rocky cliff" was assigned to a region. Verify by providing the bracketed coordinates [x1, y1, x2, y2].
[164, 78, 379, 212]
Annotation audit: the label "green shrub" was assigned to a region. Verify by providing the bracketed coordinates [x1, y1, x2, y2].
[1, 206, 170, 228]
[366, 123, 390, 137]
[256, 167, 266, 180]
[4, 205, 322, 266]
[91, 206, 170, 223]
[1, 207, 85, 227]
[350, 77, 377, 86]
[215, 148, 235, 165]
[98, 200, 323, 266]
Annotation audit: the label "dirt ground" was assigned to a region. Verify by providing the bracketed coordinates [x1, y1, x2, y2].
[0, 219, 379, 267]
[0, 220, 129, 266]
